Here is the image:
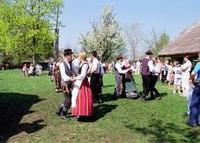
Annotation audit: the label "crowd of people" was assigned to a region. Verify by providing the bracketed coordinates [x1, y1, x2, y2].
[52, 49, 104, 120]
[138, 50, 200, 128]
[22, 63, 43, 76]
[51, 48, 142, 120]
[49, 48, 200, 127]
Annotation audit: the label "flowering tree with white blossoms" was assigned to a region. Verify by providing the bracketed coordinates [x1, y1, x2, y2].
[80, 5, 125, 62]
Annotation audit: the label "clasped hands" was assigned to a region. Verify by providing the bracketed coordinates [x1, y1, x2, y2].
[70, 76, 76, 82]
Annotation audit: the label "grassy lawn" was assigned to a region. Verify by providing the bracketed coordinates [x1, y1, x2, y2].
[0, 69, 200, 143]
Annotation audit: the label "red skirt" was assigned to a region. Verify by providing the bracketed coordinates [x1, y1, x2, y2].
[72, 79, 93, 116]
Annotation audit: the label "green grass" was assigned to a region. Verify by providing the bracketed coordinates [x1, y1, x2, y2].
[0, 70, 200, 143]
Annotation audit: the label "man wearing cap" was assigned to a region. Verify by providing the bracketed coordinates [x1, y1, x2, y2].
[187, 55, 200, 127]
[113, 54, 129, 98]
[140, 50, 153, 100]
[56, 49, 75, 118]
[89, 51, 102, 103]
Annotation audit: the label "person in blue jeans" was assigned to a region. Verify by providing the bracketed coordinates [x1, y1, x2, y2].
[186, 85, 194, 116]
[188, 60, 200, 127]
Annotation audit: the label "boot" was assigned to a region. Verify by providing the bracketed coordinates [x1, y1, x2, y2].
[56, 106, 63, 116]
[141, 93, 146, 101]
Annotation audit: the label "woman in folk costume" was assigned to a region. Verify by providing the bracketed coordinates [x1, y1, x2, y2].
[53, 58, 63, 92]
[71, 52, 93, 117]
[123, 59, 138, 98]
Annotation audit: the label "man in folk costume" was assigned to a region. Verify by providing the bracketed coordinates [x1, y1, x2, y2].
[140, 50, 153, 100]
[113, 54, 129, 98]
[181, 55, 192, 97]
[187, 55, 200, 127]
[56, 49, 75, 118]
[89, 51, 102, 103]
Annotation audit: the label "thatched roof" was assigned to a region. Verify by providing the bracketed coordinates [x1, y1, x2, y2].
[159, 21, 200, 57]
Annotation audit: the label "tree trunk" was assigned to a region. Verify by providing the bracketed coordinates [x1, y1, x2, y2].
[32, 53, 35, 64]
[54, 6, 60, 59]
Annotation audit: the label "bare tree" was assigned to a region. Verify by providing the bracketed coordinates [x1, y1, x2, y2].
[144, 29, 169, 56]
[124, 23, 143, 60]
[143, 29, 160, 50]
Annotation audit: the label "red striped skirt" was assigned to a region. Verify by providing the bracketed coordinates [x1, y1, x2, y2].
[72, 79, 93, 116]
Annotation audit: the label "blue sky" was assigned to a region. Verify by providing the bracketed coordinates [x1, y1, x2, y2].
[59, 0, 200, 50]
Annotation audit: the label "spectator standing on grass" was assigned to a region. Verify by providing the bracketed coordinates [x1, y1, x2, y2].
[161, 60, 169, 83]
[173, 62, 182, 95]
[166, 61, 174, 85]
[22, 63, 28, 76]
[181, 56, 192, 97]
[28, 63, 35, 76]
[35, 63, 42, 76]
[187, 56, 200, 127]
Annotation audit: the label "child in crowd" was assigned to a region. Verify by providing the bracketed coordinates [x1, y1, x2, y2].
[161, 60, 169, 82]
[173, 62, 182, 95]
[22, 63, 28, 76]
[166, 62, 174, 85]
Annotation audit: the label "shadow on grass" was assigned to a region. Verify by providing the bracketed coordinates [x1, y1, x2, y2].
[160, 92, 168, 97]
[78, 104, 117, 122]
[103, 84, 115, 88]
[125, 119, 200, 143]
[144, 92, 168, 101]
[0, 92, 46, 142]
[102, 93, 117, 102]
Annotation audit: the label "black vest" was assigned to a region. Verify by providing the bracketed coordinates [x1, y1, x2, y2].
[63, 61, 73, 76]
[78, 63, 88, 74]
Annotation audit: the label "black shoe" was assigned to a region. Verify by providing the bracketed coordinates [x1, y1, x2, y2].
[60, 111, 67, 119]
[55, 107, 63, 116]
[141, 97, 146, 101]
[56, 111, 60, 116]
[149, 96, 156, 100]
[60, 114, 67, 120]
[140, 94, 146, 101]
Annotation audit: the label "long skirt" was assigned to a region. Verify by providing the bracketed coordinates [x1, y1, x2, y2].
[125, 79, 138, 98]
[72, 79, 93, 116]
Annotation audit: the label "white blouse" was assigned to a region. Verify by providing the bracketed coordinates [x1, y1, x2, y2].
[71, 62, 89, 108]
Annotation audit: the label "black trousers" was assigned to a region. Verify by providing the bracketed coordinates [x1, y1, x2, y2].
[57, 92, 71, 115]
[150, 75, 160, 97]
[121, 74, 126, 98]
[142, 74, 151, 97]
[91, 73, 102, 102]
[63, 93, 71, 110]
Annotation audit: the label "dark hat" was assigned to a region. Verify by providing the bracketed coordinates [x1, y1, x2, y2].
[145, 50, 153, 55]
[91, 51, 97, 57]
[116, 54, 123, 59]
[64, 49, 73, 56]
